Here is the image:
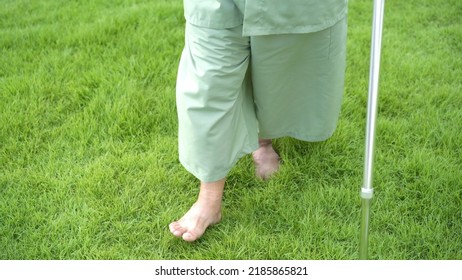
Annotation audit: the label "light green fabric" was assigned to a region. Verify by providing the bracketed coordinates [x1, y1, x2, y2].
[251, 17, 347, 140]
[184, 0, 348, 35]
[177, 1, 348, 182]
[176, 24, 259, 182]
[183, 0, 243, 29]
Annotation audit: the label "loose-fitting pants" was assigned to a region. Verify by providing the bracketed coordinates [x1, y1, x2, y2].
[176, 17, 347, 182]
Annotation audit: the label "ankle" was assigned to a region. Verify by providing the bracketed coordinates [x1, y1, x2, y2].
[196, 193, 223, 207]
[258, 138, 272, 147]
[198, 179, 225, 204]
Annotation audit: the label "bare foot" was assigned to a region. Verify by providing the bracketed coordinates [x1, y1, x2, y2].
[169, 179, 225, 242]
[252, 139, 280, 180]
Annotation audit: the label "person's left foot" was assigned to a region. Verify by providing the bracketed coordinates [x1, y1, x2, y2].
[252, 139, 280, 180]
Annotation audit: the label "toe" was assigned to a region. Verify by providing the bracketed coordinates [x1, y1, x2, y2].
[173, 230, 184, 237]
[182, 231, 199, 242]
[256, 164, 279, 180]
[168, 222, 178, 233]
[169, 222, 186, 237]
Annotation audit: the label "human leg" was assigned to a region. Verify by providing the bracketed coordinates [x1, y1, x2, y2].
[172, 23, 257, 241]
[176, 23, 258, 183]
[250, 17, 348, 141]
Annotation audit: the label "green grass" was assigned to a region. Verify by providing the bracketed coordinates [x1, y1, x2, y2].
[1, 0, 461, 259]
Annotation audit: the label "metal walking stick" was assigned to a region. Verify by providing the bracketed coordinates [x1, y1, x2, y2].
[359, 0, 386, 260]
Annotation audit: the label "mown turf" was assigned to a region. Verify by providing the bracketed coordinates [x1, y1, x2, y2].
[1, 0, 461, 259]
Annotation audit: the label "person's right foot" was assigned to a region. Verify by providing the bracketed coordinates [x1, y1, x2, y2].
[168, 179, 225, 242]
[169, 201, 221, 242]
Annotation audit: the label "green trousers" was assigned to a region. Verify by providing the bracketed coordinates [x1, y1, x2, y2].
[176, 17, 347, 182]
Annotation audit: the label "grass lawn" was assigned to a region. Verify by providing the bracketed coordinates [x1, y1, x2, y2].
[1, 0, 461, 259]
